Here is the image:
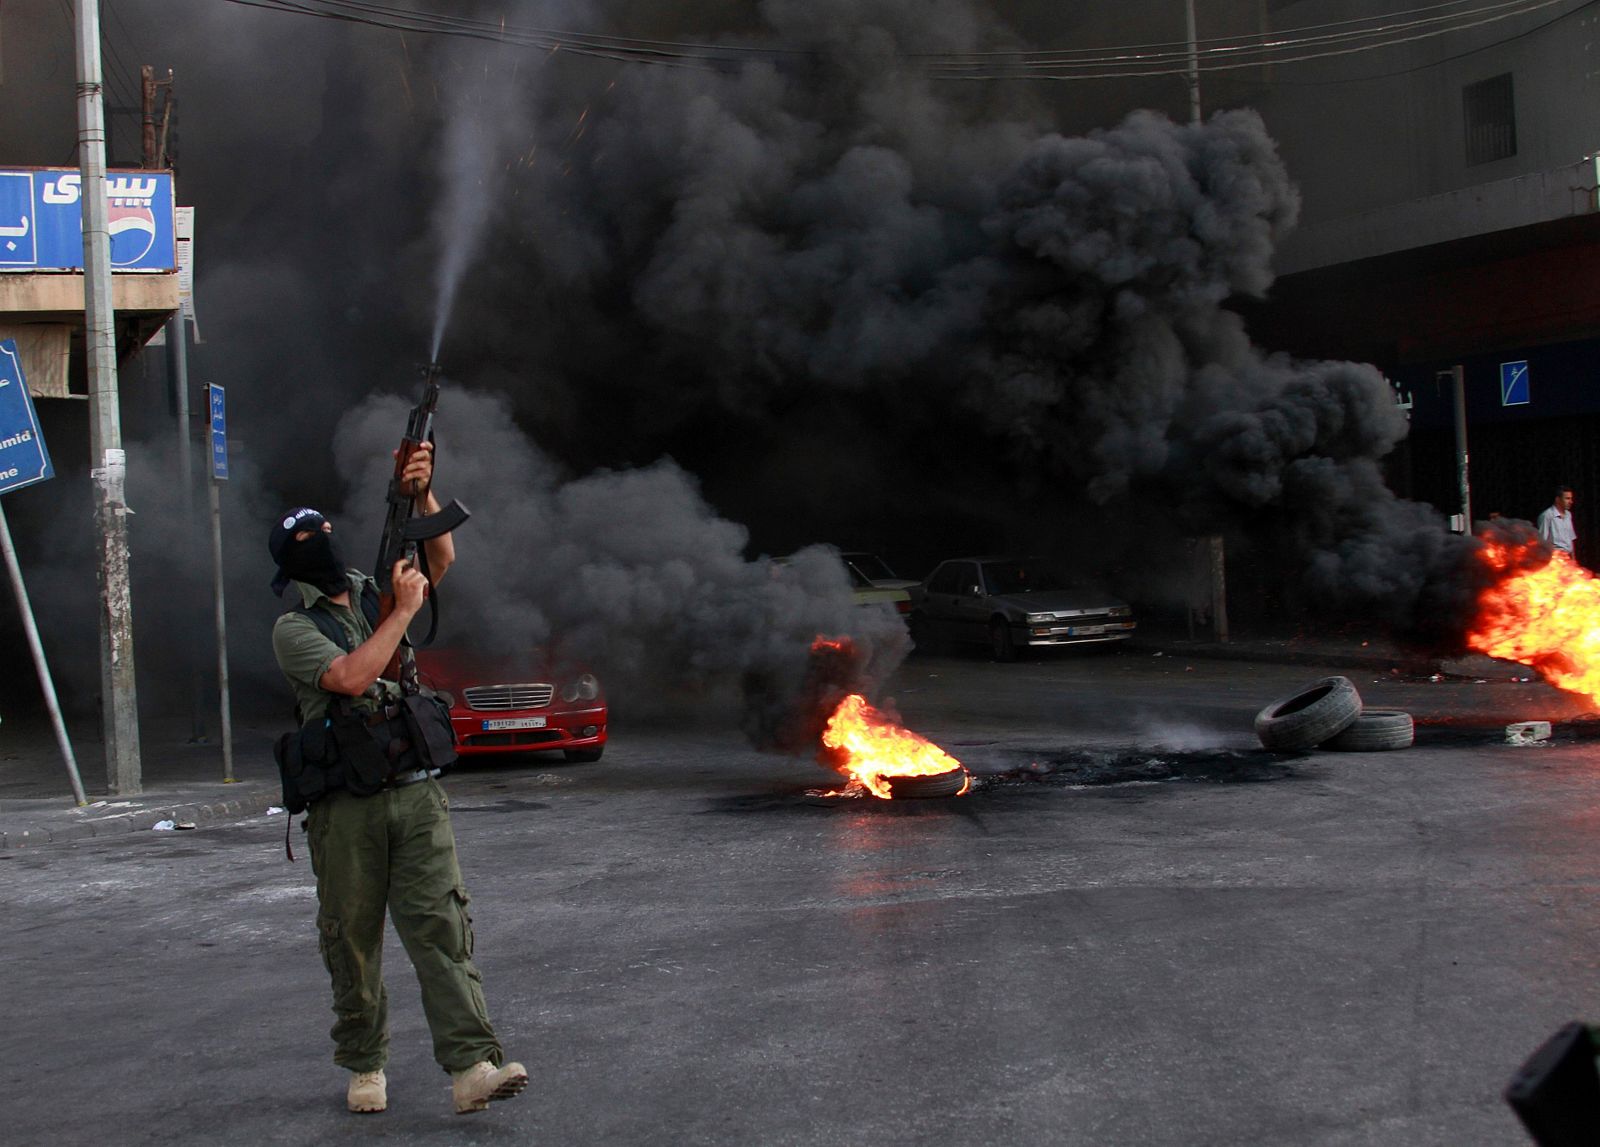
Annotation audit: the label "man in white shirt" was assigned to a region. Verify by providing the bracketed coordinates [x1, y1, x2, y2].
[1538, 486, 1577, 557]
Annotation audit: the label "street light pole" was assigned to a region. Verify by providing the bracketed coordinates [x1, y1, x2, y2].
[74, 0, 141, 794]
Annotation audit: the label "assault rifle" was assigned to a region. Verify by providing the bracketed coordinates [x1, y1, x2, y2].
[375, 362, 471, 690]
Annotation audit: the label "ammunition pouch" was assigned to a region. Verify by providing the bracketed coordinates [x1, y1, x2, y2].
[402, 691, 458, 773]
[274, 719, 344, 816]
[274, 689, 457, 815]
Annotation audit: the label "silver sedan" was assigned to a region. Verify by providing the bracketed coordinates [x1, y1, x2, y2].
[908, 555, 1136, 661]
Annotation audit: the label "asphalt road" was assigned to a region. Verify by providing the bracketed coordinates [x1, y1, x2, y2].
[4, 649, 1594, 1146]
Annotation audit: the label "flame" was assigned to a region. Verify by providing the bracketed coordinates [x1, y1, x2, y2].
[820, 693, 971, 799]
[1467, 538, 1600, 703]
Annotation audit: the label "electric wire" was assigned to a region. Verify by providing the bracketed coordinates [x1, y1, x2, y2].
[96, 4, 141, 112]
[228, 0, 1569, 64]
[214, 0, 1586, 82]
[229, 0, 1549, 63]
[915, 0, 1559, 59]
[1205, 0, 1596, 87]
[57, 0, 143, 160]
[219, 0, 731, 68]
[930, 0, 1576, 78]
[52, 0, 138, 161]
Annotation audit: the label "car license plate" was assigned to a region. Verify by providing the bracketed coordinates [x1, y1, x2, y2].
[1069, 625, 1106, 636]
[481, 717, 547, 731]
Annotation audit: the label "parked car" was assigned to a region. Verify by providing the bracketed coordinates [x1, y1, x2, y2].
[844, 560, 912, 617]
[771, 550, 912, 618]
[414, 647, 608, 762]
[908, 556, 1136, 661]
[839, 552, 920, 592]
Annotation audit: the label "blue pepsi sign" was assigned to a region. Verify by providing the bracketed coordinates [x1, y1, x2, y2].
[0, 340, 55, 496]
[0, 167, 176, 271]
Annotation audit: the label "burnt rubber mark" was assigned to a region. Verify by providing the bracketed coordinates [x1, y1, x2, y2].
[706, 748, 1299, 816]
[985, 747, 1296, 788]
[706, 788, 980, 816]
[450, 799, 552, 815]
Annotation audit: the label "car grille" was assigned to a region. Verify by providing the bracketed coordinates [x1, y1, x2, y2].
[462, 730, 564, 747]
[462, 683, 554, 711]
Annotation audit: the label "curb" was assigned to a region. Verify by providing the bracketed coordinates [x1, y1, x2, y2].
[0, 785, 281, 850]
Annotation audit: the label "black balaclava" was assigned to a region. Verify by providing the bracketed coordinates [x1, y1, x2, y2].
[282, 530, 349, 596]
[270, 508, 350, 596]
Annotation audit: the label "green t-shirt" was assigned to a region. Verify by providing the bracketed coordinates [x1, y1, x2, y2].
[271, 571, 406, 723]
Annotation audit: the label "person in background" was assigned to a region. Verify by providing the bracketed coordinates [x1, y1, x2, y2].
[1537, 486, 1577, 559]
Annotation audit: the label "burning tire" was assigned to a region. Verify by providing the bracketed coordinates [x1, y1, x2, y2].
[885, 767, 970, 799]
[1320, 709, 1414, 752]
[1253, 676, 1362, 751]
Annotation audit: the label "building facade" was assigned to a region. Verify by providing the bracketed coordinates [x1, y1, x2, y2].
[1237, 0, 1600, 556]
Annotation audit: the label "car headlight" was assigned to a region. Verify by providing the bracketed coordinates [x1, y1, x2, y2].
[1026, 612, 1053, 624]
[561, 673, 601, 703]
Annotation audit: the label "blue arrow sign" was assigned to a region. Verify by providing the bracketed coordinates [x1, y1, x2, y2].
[208, 383, 228, 480]
[1500, 360, 1530, 406]
[0, 339, 54, 496]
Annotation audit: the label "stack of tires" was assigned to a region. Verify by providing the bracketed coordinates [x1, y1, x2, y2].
[1254, 676, 1414, 752]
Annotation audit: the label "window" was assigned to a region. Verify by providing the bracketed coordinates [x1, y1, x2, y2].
[928, 562, 977, 596]
[1464, 73, 1516, 165]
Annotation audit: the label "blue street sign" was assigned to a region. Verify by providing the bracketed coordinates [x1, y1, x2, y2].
[1500, 360, 1530, 406]
[0, 339, 54, 496]
[208, 383, 228, 480]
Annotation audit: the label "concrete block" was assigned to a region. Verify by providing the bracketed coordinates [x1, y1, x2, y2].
[1506, 721, 1553, 745]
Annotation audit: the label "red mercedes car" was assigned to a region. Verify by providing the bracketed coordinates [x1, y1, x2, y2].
[414, 648, 608, 762]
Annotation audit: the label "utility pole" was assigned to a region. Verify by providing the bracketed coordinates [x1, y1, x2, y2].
[75, 0, 141, 794]
[1444, 364, 1472, 531]
[1184, 0, 1202, 124]
[140, 64, 155, 168]
[143, 63, 205, 741]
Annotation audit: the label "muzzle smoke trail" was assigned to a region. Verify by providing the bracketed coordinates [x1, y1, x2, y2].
[429, 41, 531, 361]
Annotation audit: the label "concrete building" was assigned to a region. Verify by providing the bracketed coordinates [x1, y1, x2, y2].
[1006, 0, 1599, 554]
[1234, 1, 1600, 554]
[0, 252, 177, 400]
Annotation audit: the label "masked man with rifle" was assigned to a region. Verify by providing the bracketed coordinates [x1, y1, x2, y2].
[268, 438, 527, 1116]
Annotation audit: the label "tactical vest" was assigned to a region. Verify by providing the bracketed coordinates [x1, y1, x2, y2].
[273, 582, 457, 825]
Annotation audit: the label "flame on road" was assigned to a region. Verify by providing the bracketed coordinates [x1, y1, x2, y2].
[820, 693, 971, 799]
[1468, 537, 1600, 703]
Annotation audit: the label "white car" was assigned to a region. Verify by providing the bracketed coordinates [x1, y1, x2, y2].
[840, 552, 920, 592]
[844, 560, 911, 618]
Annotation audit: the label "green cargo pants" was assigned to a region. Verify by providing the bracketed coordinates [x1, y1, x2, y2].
[305, 779, 503, 1074]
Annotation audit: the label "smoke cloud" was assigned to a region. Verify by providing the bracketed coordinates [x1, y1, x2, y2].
[443, 3, 1480, 642]
[330, 387, 908, 737]
[0, 0, 1490, 733]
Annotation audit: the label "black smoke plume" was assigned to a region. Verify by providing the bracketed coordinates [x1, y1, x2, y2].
[434, 1, 1487, 646]
[330, 386, 908, 739]
[0, 0, 1496, 733]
